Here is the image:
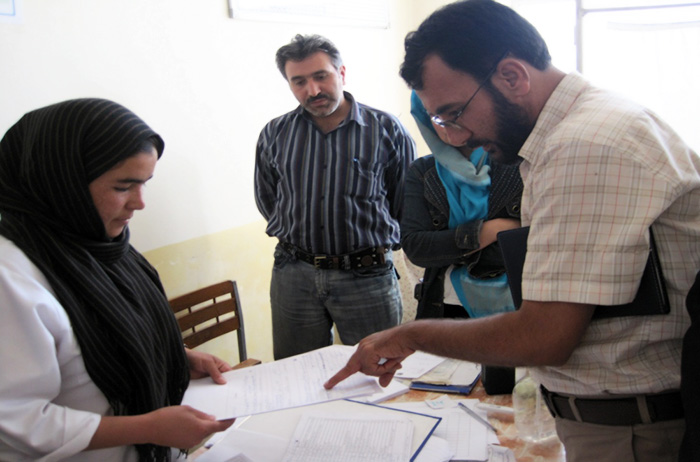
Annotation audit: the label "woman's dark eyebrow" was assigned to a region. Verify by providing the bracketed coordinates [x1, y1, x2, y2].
[116, 175, 152, 185]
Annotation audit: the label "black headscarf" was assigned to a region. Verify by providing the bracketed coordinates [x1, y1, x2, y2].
[0, 98, 189, 462]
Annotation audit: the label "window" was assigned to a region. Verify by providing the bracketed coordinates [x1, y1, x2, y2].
[511, 0, 700, 151]
[227, 0, 390, 29]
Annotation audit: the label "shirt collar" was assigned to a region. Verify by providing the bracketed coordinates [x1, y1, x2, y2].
[519, 72, 589, 164]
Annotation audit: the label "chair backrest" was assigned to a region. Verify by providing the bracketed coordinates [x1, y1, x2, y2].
[169, 280, 248, 362]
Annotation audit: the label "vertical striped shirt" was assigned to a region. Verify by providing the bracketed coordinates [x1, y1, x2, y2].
[255, 92, 416, 255]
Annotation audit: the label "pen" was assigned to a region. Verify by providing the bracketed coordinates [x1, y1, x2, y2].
[458, 402, 498, 433]
[476, 402, 514, 416]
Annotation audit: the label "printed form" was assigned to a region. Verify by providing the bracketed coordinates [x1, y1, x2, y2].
[387, 399, 498, 461]
[282, 413, 413, 462]
[182, 345, 380, 419]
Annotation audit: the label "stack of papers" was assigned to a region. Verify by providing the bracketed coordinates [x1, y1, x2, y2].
[184, 346, 505, 461]
[410, 360, 481, 395]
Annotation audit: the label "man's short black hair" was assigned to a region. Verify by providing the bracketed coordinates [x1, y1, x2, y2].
[400, 0, 551, 89]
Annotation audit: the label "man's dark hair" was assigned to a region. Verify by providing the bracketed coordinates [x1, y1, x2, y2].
[400, 0, 551, 89]
[275, 34, 344, 79]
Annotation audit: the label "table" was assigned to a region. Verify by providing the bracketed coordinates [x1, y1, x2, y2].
[387, 380, 566, 462]
[192, 379, 566, 461]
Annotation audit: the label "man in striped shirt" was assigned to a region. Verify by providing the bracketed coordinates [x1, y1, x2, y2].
[255, 34, 416, 360]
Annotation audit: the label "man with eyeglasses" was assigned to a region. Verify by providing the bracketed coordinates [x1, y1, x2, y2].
[325, 1, 700, 461]
[255, 34, 416, 360]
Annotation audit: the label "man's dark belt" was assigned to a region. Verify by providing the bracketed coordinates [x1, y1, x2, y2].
[281, 242, 388, 270]
[540, 385, 683, 426]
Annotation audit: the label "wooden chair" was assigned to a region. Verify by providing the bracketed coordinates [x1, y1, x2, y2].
[169, 280, 260, 369]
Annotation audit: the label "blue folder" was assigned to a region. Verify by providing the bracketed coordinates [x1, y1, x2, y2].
[410, 372, 481, 395]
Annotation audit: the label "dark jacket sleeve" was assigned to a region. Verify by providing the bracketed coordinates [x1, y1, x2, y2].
[401, 156, 482, 269]
[403, 156, 523, 320]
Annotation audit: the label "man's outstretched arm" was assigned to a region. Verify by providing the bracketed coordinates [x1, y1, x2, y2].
[325, 300, 594, 389]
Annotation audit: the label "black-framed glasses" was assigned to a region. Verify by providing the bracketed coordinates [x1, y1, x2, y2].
[431, 51, 508, 130]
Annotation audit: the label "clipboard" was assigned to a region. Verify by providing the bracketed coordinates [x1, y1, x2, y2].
[497, 226, 670, 319]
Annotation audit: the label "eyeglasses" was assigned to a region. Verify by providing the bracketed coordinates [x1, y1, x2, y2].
[430, 51, 508, 130]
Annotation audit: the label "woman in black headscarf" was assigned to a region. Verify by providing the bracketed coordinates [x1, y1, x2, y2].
[0, 98, 233, 461]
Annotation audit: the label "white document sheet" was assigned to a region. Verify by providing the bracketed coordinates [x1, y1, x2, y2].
[281, 412, 413, 462]
[353, 378, 410, 404]
[195, 400, 440, 461]
[413, 436, 453, 462]
[393, 351, 446, 379]
[387, 399, 498, 461]
[194, 428, 287, 462]
[182, 345, 381, 419]
[234, 399, 441, 461]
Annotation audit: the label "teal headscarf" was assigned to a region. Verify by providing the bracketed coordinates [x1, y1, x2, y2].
[411, 91, 514, 318]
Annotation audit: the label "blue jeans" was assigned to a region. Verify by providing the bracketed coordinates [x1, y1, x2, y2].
[270, 244, 403, 360]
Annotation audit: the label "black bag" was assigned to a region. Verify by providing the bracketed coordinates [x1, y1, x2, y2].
[680, 270, 700, 461]
[497, 226, 670, 319]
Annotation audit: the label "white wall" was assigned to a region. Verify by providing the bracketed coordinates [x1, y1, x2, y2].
[8, 1, 694, 256]
[1, 0, 439, 252]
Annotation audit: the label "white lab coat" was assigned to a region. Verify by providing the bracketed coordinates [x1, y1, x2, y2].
[0, 235, 137, 462]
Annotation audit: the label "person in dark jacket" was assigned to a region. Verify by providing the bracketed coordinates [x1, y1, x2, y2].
[401, 92, 522, 320]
